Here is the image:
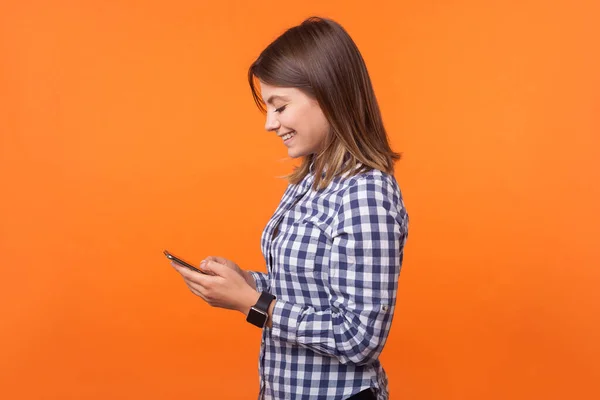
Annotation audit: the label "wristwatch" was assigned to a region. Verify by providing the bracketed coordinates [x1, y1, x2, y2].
[246, 291, 276, 328]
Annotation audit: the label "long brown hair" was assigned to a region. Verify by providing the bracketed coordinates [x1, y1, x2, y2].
[248, 16, 401, 191]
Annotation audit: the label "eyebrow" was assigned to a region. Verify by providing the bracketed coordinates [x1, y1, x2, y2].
[264, 95, 290, 105]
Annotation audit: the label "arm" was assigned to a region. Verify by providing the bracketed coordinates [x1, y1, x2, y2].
[265, 177, 408, 365]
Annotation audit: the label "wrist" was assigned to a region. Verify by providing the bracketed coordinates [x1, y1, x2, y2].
[244, 291, 276, 329]
[238, 288, 260, 316]
[243, 270, 257, 290]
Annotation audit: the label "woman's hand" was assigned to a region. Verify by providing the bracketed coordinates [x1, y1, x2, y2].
[170, 257, 259, 315]
[203, 256, 257, 290]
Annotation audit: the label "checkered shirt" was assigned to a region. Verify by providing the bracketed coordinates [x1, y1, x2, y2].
[248, 164, 409, 400]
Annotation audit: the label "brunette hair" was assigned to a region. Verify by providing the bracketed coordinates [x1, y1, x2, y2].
[248, 16, 401, 190]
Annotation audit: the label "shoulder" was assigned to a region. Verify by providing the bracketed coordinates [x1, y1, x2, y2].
[336, 169, 402, 204]
[324, 168, 405, 219]
[324, 169, 408, 238]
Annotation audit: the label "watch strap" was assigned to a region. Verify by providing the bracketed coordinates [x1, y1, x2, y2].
[254, 291, 276, 312]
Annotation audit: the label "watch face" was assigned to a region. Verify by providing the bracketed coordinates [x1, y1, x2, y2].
[247, 307, 267, 328]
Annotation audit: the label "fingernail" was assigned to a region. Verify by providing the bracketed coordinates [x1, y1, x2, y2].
[200, 260, 207, 268]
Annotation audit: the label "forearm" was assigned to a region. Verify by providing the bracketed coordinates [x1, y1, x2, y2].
[269, 299, 393, 365]
[237, 284, 391, 363]
[237, 289, 276, 328]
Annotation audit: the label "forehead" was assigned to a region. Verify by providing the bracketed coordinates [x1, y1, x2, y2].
[259, 82, 301, 104]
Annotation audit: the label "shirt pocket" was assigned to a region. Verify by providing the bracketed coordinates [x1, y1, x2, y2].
[276, 222, 326, 274]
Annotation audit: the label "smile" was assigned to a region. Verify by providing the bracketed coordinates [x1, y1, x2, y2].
[282, 131, 296, 141]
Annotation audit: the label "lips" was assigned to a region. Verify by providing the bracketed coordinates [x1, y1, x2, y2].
[281, 131, 296, 141]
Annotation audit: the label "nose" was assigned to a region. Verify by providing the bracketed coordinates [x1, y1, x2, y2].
[264, 111, 281, 132]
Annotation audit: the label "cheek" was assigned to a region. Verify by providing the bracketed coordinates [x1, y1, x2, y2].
[286, 104, 329, 139]
[310, 112, 330, 141]
[298, 108, 329, 136]
[278, 113, 296, 130]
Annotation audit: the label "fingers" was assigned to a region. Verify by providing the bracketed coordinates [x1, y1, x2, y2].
[185, 281, 209, 301]
[205, 255, 229, 265]
[171, 258, 250, 311]
[172, 262, 211, 285]
[183, 276, 223, 308]
[199, 260, 228, 277]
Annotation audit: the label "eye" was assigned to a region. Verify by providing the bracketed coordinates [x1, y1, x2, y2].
[275, 105, 287, 113]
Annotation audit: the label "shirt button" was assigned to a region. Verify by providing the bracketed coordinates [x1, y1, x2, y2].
[381, 305, 389, 312]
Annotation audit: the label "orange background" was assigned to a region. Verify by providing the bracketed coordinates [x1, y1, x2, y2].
[1, 1, 599, 399]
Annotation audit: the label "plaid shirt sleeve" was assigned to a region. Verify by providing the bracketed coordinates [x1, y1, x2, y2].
[269, 176, 407, 365]
[248, 271, 269, 293]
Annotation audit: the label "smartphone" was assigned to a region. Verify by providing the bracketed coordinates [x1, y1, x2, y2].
[163, 250, 207, 274]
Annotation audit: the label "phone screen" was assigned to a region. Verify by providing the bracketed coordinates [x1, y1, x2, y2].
[163, 250, 206, 274]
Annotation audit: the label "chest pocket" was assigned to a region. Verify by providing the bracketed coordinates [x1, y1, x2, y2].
[273, 221, 328, 275]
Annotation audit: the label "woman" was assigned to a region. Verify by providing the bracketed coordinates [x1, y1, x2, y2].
[170, 16, 409, 400]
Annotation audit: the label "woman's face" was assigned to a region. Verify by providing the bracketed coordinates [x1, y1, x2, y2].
[260, 81, 330, 159]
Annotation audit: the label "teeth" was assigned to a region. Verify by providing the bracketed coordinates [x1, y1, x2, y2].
[282, 131, 296, 140]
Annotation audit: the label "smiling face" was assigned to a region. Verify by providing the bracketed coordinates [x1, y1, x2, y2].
[260, 81, 330, 159]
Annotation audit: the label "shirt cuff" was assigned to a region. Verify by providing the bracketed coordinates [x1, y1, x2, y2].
[248, 271, 268, 293]
[270, 300, 304, 343]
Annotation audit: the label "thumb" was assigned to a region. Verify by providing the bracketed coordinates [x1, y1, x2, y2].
[205, 255, 229, 265]
[201, 259, 226, 276]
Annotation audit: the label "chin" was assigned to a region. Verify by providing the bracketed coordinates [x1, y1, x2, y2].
[288, 144, 316, 159]
[288, 150, 304, 159]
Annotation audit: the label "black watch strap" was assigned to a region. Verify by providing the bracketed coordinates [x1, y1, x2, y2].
[246, 291, 276, 328]
[255, 291, 276, 312]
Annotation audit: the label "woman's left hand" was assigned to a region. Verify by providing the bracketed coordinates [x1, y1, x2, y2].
[171, 259, 259, 314]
